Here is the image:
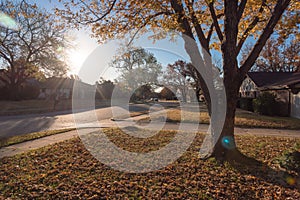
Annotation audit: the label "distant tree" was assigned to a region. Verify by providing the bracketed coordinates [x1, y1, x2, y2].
[95, 78, 115, 100]
[241, 37, 299, 72]
[110, 47, 162, 91]
[166, 60, 205, 102]
[0, 0, 70, 100]
[163, 63, 189, 102]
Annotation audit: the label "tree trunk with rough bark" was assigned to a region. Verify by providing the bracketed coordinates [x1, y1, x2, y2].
[212, 79, 240, 160]
[171, 0, 291, 161]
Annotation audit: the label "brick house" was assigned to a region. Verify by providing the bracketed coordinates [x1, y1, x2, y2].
[240, 72, 300, 118]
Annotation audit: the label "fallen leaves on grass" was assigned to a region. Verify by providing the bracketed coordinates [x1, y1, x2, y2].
[0, 128, 299, 199]
[155, 109, 300, 129]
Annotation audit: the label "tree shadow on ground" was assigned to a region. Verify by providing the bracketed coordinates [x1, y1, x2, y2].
[225, 149, 300, 190]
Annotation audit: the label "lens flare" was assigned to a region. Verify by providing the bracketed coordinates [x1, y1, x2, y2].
[221, 136, 236, 150]
[0, 12, 19, 30]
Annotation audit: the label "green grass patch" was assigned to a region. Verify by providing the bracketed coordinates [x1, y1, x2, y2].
[0, 128, 75, 148]
[0, 128, 299, 199]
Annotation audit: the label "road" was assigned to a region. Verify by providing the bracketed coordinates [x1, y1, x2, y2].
[3, 101, 297, 140]
[0, 103, 175, 139]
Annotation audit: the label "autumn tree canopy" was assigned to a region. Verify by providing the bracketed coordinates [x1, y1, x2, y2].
[242, 37, 299, 72]
[56, 0, 299, 159]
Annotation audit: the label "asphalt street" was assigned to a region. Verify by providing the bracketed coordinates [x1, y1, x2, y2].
[0, 103, 169, 139]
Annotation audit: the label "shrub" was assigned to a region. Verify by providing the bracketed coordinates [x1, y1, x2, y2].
[253, 92, 277, 116]
[237, 98, 254, 111]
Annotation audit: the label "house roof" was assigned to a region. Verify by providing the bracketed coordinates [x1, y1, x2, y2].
[247, 72, 300, 89]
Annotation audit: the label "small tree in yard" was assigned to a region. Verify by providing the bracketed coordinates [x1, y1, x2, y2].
[0, 0, 70, 100]
[57, 0, 299, 161]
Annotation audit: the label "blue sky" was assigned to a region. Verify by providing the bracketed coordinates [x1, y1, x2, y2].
[15, 0, 230, 84]
[22, 1, 186, 83]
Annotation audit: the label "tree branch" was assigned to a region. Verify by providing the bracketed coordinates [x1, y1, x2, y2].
[239, 0, 291, 80]
[237, 0, 247, 22]
[84, 0, 117, 24]
[127, 11, 172, 46]
[236, 0, 266, 54]
[208, 2, 224, 42]
[186, 0, 210, 52]
[170, 0, 194, 39]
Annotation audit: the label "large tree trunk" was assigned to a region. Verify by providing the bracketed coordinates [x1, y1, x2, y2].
[212, 81, 239, 160]
[209, 0, 240, 160]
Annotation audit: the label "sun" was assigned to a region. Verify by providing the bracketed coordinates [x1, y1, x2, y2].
[68, 49, 89, 74]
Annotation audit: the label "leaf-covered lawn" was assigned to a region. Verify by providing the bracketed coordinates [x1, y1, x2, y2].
[0, 128, 299, 199]
[152, 108, 300, 129]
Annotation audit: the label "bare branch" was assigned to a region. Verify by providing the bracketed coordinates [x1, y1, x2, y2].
[128, 11, 172, 46]
[78, 0, 101, 20]
[207, 23, 214, 43]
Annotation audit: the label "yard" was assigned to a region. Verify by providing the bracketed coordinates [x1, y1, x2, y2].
[145, 103, 300, 130]
[0, 128, 299, 199]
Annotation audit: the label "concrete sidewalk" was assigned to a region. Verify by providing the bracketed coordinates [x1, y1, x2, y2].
[0, 130, 78, 158]
[1, 116, 299, 159]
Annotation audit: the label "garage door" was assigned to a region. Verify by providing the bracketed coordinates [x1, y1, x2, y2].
[291, 92, 300, 119]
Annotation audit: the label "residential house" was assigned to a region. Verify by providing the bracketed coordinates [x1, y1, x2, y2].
[39, 77, 95, 100]
[240, 72, 300, 118]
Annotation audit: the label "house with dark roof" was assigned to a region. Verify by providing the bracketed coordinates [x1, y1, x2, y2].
[39, 77, 95, 100]
[240, 72, 300, 118]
